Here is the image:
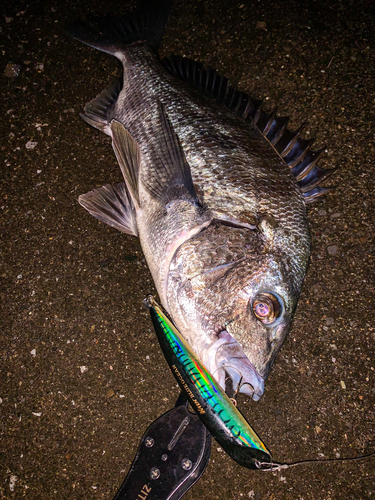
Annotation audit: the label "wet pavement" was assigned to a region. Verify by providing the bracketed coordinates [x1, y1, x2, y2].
[1, 0, 375, 498]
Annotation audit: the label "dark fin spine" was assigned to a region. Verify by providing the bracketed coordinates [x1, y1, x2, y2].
[68, 0, 174, 57]
[162, 55, 335, 202]
[79, 183, 138, 236]
[298, 166, 335, 192]
[283, 135, 314, 166]
[291, 148, 325, 181]
[111, 121, 141, 209]
[262, 108, 278, 136]
[303, 186, 335, 204]
[277, 126, 304, 158]
[256, 107, 277, 135]
[252, 102, 262, 123]
[80, 77, 122, 134]
[268, 116, 289, 145]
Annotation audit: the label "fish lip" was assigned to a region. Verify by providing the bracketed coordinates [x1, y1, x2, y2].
[204, 330, 265, 401]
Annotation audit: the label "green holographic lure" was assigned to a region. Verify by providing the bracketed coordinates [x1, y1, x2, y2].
[145, 296, 272, 469]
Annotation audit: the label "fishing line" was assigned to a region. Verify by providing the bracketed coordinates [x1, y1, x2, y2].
[255, 451, 375, 471]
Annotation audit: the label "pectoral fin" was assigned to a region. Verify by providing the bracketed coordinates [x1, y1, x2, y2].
[142, 103, 199, 206]
[140, 103, 198, 206]
[110, 105, 200, 209]
[111, 121, 141, 209]
[78, 182, 138, 236]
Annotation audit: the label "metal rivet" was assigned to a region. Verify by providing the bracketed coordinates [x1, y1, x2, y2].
[150, 467, 160, 480]
[145, 437, 154, 448]
[161, 454, 168, 461]
[181, 458, 192, 471]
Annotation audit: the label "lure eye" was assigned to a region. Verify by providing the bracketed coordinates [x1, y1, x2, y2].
[252, 293, 281, 325]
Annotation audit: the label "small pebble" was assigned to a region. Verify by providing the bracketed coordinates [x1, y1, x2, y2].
[106, 388, 115, 398]
[30, 349, 36, 357]
[4, 63, 21, 78]
[327, 245, 338, 256]
[256, 21, 267, 30]
[80, 366, 88, 374]
[9, 475, 18, 492]
[25, 141, 38, 150]
[340, 380, 346, 389]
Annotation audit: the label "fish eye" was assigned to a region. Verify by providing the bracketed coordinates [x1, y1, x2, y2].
[252, 293, 281, 325]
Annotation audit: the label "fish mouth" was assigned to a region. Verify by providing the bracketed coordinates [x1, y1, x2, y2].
[204, 330, 265, 401]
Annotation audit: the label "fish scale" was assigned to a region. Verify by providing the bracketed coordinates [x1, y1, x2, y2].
[69, 0, 331, 400]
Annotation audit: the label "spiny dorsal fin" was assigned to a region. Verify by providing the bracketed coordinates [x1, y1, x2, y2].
[78, 182, 138, 236]
[81, 77, 122, 135]
[303, 186, 335, 204]
[111, 120, 141, 209]
[162, 55, 335, 202]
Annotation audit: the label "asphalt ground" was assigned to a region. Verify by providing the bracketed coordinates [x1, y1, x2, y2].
[1, 0, 374, 498]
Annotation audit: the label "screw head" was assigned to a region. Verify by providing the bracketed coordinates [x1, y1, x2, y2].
[161, 454, 168, 461]
[181, 458, 192, 471]
[144, 437, 154, 448]
[150, 467, 160, 480]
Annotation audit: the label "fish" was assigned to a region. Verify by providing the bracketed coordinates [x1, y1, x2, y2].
[145, 296, 271, 469]
[69, 0, 333, 401]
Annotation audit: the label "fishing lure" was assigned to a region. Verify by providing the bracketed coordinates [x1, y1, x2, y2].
[145, 296, 272, 470]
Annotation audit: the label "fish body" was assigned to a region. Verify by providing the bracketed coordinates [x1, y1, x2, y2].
[70, 1, 332, 400]
[146, 297, 271, 469]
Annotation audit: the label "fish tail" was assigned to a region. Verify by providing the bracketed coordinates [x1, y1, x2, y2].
[68, 0, 174, 57]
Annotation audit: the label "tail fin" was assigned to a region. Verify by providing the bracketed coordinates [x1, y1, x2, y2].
[68, 0, 174, 57]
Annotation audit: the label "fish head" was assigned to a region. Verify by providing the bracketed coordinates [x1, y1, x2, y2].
[214, 258, 298, 400]
[167, 220, 310, 400]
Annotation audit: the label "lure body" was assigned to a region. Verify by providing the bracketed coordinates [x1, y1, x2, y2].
[148, 299, 271, 469]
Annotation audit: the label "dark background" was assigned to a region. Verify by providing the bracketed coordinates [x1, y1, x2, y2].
[1, 0, 374, 498]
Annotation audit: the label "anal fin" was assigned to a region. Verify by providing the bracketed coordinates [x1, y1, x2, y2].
[78, 182, 138, 236]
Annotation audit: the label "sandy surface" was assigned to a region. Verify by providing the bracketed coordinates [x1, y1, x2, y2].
[1, 0, 374, 498]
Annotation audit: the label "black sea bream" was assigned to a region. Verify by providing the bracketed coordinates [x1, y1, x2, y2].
[69, 0, 332, 400]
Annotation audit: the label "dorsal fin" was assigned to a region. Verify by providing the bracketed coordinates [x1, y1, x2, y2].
[162, 55, 335, 202]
